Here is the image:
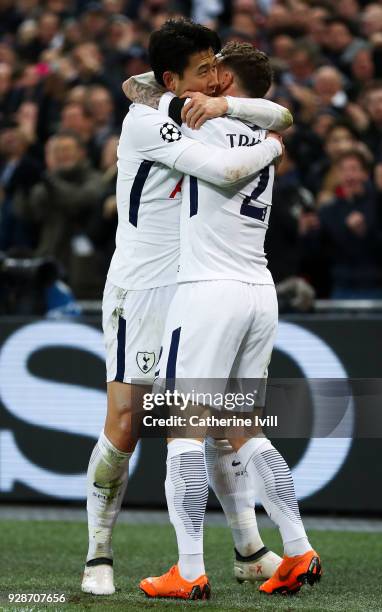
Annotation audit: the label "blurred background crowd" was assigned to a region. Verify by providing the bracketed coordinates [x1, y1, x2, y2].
[1, 0, 382, 314]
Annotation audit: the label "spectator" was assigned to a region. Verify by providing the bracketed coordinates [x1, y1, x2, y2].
[265, 146, 316, 284]
[0, 121, 42, 250]
[0, 63, 16, 122]
[88, 134, 119, 275]
[308, 64, 367, 132]
[16, 1, 40, 20]
[0, 42, 17, 71]
[348, 46, 375, 100]
[281, 42, 317, 89]
[231, 11, 257, 43]
[360, 80, 382, 160]
[361, 3, 382, 42]
[305, 121, 358, 200]
[313, 65, 348, 110]
[308, 5, 334, 48]
[1, 0, 382, 301]
[271, 33, 296, 62]
[0, 0, 22, 37]
[322, 17, 366, 76]
[87, 85, 117, 151]
[301, 150, 382, 299]
[337, 0, 360, 25]
[15, 100, 39, 145]
[62, 18, 83, 51]
[103, 0, 127, 17]
[59, 100, 99, 165]
[266, 4, 292, 34]
[80, 3, 109, 42]
[284, 110, 335, 181]
[14, 130, 104, 297]
[17, 11, 62, 62]
[71, 42, 110, 88]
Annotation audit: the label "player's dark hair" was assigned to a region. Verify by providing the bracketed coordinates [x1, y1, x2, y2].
[219, 42, 272, 98]
[149, 18, 221, 86]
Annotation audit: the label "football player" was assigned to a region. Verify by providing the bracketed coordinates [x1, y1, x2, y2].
[130, 41, 322, 599]
[82, 19, 288, 596]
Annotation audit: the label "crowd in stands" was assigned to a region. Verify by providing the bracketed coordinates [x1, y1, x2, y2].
[1, 0, 382, 312]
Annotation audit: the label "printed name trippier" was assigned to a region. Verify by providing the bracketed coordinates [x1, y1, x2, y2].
[143, 415, 278, 428]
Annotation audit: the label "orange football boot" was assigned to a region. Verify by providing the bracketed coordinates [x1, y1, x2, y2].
[139, 564, 211, 600]
[259, 549, 322, 595]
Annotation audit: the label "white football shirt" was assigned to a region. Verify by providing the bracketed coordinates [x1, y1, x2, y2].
[159, 93, 276, 285]
[107, 104, 193, 290]
[107, 102, 281, 290]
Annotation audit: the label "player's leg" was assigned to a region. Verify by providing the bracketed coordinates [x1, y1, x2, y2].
[140, 283, 224, 599]
[83, 381, 146, 595]
[233, 434, 321, 594]
[229, 285, 321, 594]
[165, 283, 249, 585]
[83, 282, 174, 595]
[205, 436, 282, 582]
[141, 281, 274, 596]
[140, 281, 249, 599]
[203, 287, 281, 583]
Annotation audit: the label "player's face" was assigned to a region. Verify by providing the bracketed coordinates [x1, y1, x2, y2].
[171, 49, 218, 96]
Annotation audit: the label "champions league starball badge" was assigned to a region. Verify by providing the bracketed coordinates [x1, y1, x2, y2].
[160, 122, 182, 142]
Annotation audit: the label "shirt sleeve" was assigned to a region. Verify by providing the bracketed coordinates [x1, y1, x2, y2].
[158, 91, 175, 115]
[126, 104, 282, 187]
[126, 104, 198, 168]
[158, 92, 185, 126]
[174, 137, 282, 187]
[159, 92, 293, 131]
[225, 97, 293, 131]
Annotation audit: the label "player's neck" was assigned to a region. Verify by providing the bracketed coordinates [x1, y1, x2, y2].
[220, 82, 248, 98]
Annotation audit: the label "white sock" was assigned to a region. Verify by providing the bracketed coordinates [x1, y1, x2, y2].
[237, 438, 312, 556]
[165, 439, 208, 581]
[284, 537, 311, 557]
[179, 554, 205, 581]
[205, 438, 264, 557]
[86, 430, 131, 562]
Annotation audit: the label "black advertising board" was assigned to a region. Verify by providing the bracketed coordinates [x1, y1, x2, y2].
[0, 315, 381, 512]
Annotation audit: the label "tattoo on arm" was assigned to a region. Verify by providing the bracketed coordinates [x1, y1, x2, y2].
[125, 78, 163, 109]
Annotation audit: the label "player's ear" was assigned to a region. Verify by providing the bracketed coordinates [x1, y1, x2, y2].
[218, 69, 234, 93]
[163, 71, 178, 94]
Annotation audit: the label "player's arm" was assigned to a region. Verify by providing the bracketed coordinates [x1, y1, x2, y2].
[124, 72, 293, 131]
[128, 107, 282, 188]
[175, 133, 282, 187]
[122, 72, 164, 109]
[181, 92, 293, 130]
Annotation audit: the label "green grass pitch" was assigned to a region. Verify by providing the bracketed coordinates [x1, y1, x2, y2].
[0, 520, 381, 612]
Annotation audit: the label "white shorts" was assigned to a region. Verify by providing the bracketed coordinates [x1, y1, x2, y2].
[102, 280, 176, 384]
[157, 280, 278, 406]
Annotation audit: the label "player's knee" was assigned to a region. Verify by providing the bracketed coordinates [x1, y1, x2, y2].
[106, 412, 138, 452]
[110, 389, 133, 414]
[117, 411, 134, 436]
